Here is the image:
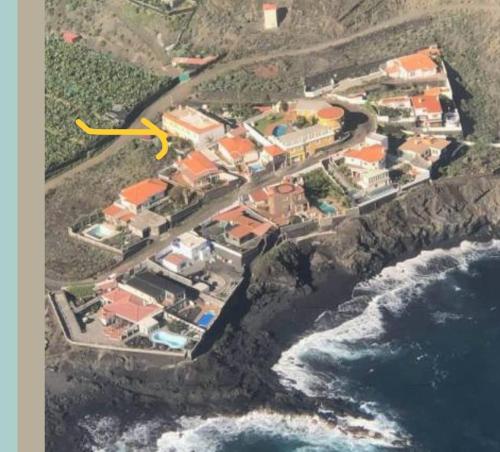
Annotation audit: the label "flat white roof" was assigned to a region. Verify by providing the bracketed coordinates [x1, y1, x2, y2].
[176, 231, 207, 248]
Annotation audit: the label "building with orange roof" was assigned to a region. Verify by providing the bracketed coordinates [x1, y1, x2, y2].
[99, 288, 164, 337]
[411, 94, 443, 126]
[399, 135, 451, 164]
[343, 145, 390, 192]
[344, 144, 386, 170]
[378, 95, 412, 110]
[119, 178, 167, 213]
[198, 204, 276, 269]
[248, 178, 309, 225]
[261, 144, 287, 170]
[177, 150, 221, 189]
[218, 136, 259, 168]
[103, 203, 136, 225]
[383, 49, 439, 80]
[62, 31, 81, 43]
[162, 106, 225, 147]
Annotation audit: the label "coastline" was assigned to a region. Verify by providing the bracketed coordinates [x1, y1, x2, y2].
[45, 175, 500, 451]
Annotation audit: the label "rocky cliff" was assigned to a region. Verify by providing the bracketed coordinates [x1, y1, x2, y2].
[46, 175, 500, 451]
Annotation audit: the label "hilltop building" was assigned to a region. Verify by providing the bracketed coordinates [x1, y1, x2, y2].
[176, 150, 221, 189]
[263, 3, 278, 29]
[383, 48, 440, 80]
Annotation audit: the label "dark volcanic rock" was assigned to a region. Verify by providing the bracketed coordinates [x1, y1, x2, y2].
[46, 176, 500, 451]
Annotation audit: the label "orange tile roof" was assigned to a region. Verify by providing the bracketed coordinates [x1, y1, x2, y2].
[250, 188, 270, 203]
[318, 106, 345, 121]
[264, 144, 286, 157]
[424, 87, 442, 97]
[263, 3, 278, 10]
[164, 253, 189, 266]
[179, 151, 218, 179]
[400, 136, 450, 154]
[397, 52, 437, 72]
[214, 205, 273, 238]
[102, 203, 136, 222]
[219, 136, 255, 159]
[344, 145, 385, 164]
[120, 179, 167, 206]
[101, 288, 162, 324]
[411, 95, 442, 114]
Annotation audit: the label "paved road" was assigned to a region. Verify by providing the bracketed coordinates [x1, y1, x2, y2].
[45, 104, 376, 290]
[44, 3, 494, 192]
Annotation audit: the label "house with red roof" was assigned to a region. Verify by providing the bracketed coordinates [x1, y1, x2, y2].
[176, 150, 221, 189]
[118, 178, 167, 213]
[261, 144, 287, 171]
[218, 136, 259, 169]
[62, 31, 81, 43]
[247, 177, 309, 225]
[99, 288, 164, 339]
[411, 94, 443, 127]
[198, 204, 276, 270]
[343, 145, 390, 192]
[383, 49, 439, 80]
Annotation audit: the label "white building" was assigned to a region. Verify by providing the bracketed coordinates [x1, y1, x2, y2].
[263, 3, 278, 30]
[162, 106, 225, 147]
[160, 231, 212, 275]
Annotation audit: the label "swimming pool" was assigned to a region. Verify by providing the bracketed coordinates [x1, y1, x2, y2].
[84, 223, 116, 241]
[272, 124, 288, 137]
[197, 311, 215, 329]
[318, 201, 336, 215]
[248, 162, 265, 173]
[150, 330, 188, 349]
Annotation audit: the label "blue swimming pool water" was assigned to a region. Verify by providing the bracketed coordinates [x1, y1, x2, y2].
[248, 162, 265, 173]
[150, 330, 187, 349]
[318, 201, 336, 215]
[197, 312, 215, 329]
[86, 224, 115, 240]
[272, 124, 288, 137]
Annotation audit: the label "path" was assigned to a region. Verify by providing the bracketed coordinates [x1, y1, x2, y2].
[44, 2, 500, 192]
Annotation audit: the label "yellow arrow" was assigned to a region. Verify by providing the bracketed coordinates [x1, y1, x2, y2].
[75, 117, 169, 160]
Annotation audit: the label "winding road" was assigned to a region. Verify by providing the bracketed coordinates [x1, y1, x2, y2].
[44, 2, 499, 192]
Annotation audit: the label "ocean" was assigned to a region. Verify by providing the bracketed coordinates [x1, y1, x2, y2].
[82, 240, 500, 452]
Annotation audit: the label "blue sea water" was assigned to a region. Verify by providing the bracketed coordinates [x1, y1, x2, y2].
[83, 241, 500, 452]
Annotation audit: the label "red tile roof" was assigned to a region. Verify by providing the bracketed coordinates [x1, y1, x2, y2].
[101, 288, 162, 324]
[179, 151, 218, 180]
[62, 31, 81, 43]
[164, 253, 189, 266]
[218, 136, 255, 160]
[102, 203, 136, 222]
[214, 205, 273, 238]
[411, 95, 442, 114]
[397, 52, 437, 72]
[344, 145, 385, 164]
[263, 144, 285, 157]
[120, 179, 167, 206]
[263, 3, 278, 10]
[249, 188, 270, 203]
[318, 106, 345, 121]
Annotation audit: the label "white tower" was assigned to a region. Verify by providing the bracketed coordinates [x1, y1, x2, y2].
[263, 3, 278, 30]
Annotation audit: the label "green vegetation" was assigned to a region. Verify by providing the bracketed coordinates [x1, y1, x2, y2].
[440, 142, 500, 177]
[65, 284, 94, 300]
[303, 169, 344, 203]
[377, 106, 412, 119]
[45, 35, 171, 172]
[254, 113, 284, 135]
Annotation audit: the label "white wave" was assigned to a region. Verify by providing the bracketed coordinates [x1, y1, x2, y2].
[156, 410, 402, 452]
[79, 415, 162, 452]
[273, 240, 500, 447]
